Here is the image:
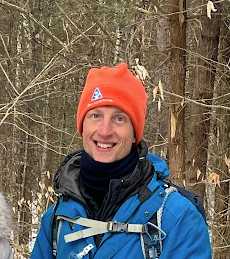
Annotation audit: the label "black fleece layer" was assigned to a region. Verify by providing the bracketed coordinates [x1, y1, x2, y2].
[79, 148, 139, 208]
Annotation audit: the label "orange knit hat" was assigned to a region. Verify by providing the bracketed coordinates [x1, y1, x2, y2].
[77, 63, 147, 145]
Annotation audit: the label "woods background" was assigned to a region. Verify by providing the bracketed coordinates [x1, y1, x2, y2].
[0, 0, 229, 258]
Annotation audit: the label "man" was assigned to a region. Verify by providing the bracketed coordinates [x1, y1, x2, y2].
[0, 192, 14, 259]
[31, 63, 212, 259]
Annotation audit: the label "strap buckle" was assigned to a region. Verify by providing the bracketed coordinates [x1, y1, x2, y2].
[108, 221, 128, 232]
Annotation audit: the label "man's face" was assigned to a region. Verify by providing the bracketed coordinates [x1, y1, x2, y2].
[82, 106, 136, 163]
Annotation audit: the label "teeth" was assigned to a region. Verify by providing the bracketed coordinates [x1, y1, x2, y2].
[97, 143, 113, 149]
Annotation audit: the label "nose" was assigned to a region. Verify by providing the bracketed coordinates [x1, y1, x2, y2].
[97, 118, 114, 136]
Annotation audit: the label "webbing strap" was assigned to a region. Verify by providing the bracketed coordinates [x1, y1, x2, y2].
[57, 216, 145, 243]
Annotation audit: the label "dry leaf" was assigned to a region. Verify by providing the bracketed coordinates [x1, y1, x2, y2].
[158, 79, 164, 100]
[171, 113, 177, 140]
[183, 179, 186, 187]
[197, 169, 202, 180]
[224, 154, 230, 168]
[152, 86, 158, 101]
[192, 159, 195, 166]
[39, 182, 45, 190]
[46, 170, 51, 179]
[36, 204, 41, 213]
[207, 1, 217, 19]
[208, 172, 220, 187]
[179, 13, 185, 27]
[158, 98, 161, 111]
[48, 186, 54, 193]
[176, 145, 179, 154]
[37, 192, 42, 200]
[134, 58, 150, 81]
[179, 0, 185, 27]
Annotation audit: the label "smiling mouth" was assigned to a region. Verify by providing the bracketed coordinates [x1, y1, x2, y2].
[95, 142, 115, 149]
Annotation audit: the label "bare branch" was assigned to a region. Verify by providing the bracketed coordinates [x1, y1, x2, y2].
[0, 62, 19, 95]
[0, 0, 69, 51]
[0, 22, 95, 125]
[0, 32, 13, 64]
[55, 2, 93, 44]
[81, 0, 114, 44]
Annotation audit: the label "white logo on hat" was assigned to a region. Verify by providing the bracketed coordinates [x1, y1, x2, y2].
[91, 87, 103, 101]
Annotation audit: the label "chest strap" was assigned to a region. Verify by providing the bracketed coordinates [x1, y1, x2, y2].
[57, 216, 166, 244]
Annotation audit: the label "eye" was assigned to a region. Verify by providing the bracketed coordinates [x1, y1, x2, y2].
[114, 115, 126, 124]
[117, 116, 124, 121]
[86, 111, 102, 120]
[90, 113, 102, 121]
[92, 113, 100, 119]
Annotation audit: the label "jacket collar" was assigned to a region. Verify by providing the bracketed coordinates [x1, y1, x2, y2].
[53, 140, 152, 204]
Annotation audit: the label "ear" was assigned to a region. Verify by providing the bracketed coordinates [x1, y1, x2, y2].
[132, 135, 136, 144]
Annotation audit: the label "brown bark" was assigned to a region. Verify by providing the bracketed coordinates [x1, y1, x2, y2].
[185, 2, 221, 199]
[168, 0, 186, 186]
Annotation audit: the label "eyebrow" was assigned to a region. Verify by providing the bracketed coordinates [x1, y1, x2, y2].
[114, 109, 126, 114]
[90, 107, 125, 114]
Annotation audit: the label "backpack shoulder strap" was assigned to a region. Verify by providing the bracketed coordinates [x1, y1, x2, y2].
[156, 185, 178, 230]
[142, 185, 177, 259]
[50, 200, 60, 258]
[50, 195, 70, 259]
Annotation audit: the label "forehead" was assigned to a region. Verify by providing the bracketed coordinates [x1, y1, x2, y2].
[87, 105, 127, 114]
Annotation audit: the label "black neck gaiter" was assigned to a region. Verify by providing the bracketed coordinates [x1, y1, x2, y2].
[79, 148, 139, 207]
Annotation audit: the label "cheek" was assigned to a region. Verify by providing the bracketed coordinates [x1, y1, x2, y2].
[123, 129, 135, 144]
[82, 129, 90, 138]
[82, 127, 90, 140]
[82, 120, 91, 136]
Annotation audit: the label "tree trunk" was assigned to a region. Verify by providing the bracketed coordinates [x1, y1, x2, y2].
[168, 0, 186, 186]
[185, 1, 221, 199]
[209, 3, 230, 257]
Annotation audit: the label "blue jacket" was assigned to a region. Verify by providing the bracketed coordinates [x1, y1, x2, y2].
[31, 142, 212, 259]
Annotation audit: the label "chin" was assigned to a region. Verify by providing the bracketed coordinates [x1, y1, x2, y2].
[97, 159, 114, 163]
[94, 157, 115, 163]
